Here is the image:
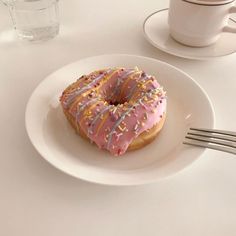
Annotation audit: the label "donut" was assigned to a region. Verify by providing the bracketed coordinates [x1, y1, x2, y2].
[60, 67, 167, 156]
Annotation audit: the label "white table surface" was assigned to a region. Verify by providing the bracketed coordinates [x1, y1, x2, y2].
[1, 0, 236, 235]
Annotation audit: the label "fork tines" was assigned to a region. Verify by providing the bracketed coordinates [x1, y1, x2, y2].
[183, 128, 236, 155]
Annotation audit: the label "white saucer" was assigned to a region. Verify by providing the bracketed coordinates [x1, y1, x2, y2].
[25, 54, 214, 186]
[143, 9, 236, 60]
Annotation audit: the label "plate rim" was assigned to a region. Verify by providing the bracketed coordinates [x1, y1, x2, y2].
[143, 8, 236, 60]
[25, 54, 215, 186]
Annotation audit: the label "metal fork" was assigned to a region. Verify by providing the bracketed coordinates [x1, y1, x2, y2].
[183, 128, 236, 155]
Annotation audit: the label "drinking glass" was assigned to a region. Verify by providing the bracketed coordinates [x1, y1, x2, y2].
[8, 0, 59, 41]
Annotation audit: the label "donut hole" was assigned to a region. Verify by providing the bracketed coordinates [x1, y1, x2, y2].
[106, 96, 128, 106]
[109, 101, 121, 106]
[102, 69, 139, 106]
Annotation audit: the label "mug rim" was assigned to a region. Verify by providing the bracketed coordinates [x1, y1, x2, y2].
[182, 0, 235, 6]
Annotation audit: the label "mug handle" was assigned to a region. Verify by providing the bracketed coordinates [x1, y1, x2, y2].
[223, 6, 236, 33]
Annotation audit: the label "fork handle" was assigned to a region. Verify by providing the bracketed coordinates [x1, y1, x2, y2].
[183, 141, 236, 155]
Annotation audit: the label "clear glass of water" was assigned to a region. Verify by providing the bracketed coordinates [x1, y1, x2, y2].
[8, 0, 59, 41]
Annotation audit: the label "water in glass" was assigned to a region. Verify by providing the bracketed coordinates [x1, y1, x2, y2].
[9, 0, 59, 41]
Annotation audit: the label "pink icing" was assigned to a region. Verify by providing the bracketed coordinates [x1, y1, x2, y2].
[60, 68, 167, 156]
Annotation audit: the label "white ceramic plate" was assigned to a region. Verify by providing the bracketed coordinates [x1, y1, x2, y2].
[25, 54, 214, 185]
[143, 9, 236, 60]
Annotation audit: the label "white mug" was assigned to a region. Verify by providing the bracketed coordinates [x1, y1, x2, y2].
[168, 0, 236, 47]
